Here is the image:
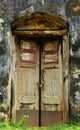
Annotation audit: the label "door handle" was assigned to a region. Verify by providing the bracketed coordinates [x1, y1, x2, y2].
[37, 70, 45, 88]
[36, 82, 44, 88]
[36, 82, 39, 87]
[41, 69, 45, 88]
[36, 82, 42, 88]
[42, 80, 45, 86]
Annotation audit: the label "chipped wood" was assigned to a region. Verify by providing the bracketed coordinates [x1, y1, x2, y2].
[12, 29, 68, 36]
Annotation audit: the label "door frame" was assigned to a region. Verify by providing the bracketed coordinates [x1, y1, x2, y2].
[9, 12, 69, 126]
[8, 33, 69, 125]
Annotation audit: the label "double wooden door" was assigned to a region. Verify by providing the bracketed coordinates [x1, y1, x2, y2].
[16, 37, 64, 126]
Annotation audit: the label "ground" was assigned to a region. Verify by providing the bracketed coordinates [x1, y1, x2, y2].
[0, 122, 80, 130]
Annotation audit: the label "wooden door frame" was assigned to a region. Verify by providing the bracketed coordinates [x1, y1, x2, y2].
[8, 31, 69, 125]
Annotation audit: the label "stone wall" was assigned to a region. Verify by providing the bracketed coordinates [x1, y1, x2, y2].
[69, 0, 80, 121]
[0, 0, 80, 122]
[0, 19, 10, 120]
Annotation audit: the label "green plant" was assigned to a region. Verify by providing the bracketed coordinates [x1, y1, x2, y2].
[18, 115, 29, 127]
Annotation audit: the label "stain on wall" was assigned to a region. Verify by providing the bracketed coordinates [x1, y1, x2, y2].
[69, 0, 80, 121]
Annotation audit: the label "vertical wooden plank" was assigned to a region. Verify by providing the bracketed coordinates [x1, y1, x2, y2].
[62, 34, 69, 122]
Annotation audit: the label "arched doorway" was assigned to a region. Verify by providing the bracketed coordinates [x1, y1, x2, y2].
[11, 12, 69, 126]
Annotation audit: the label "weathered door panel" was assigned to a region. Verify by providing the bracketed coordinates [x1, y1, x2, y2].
[42, 41, 62, 109]
[19, 68, 39, 109]
[41, 41, 63, 125]
[16, 40, 39, 126]
[42, 69, 61, 110]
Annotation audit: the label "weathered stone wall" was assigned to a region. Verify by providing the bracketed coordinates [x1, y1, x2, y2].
[0, 0, 80, 122]
[69, 0, 80, 122]
[0, 20, 10, 120]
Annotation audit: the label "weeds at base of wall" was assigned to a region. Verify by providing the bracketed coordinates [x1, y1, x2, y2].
[16, 115, 29, 126]
[9, 115, 29, 127]
[0, 118, 80, 130]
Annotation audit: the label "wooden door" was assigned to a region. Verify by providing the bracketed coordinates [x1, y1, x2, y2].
[41, 40, 63, 126]
[16, 39, 39, 126]
[16, 38, 64, 126]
